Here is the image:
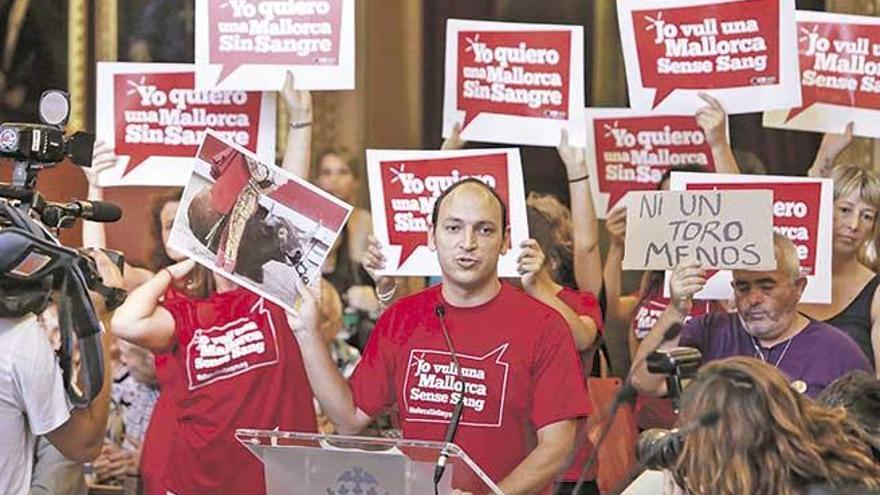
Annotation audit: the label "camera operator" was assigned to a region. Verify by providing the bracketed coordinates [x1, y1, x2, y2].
[0, 248, 123, 495]
[631, 233, 871, 399]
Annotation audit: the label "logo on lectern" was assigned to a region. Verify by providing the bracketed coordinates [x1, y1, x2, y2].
[326, 467, 389, 495]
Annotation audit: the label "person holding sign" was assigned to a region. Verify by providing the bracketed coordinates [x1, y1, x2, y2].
[802, 128, 880, 374]
[290, 179, 589, 495]
[631, 234, 871, 399]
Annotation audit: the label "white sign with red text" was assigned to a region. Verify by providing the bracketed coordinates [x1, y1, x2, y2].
[584, 108, 720, 218]
[617, 0, 801, 114]
[667, 172, 833, 303]
[367, 148, 528, 277]
[442, 19, 586, 147]
[194, 0, 355, 90]
[763, 11, 880, 138]
[95, 63, 276, 187]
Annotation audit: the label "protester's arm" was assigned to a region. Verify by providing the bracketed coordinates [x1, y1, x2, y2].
[44, 250, 123, 462]
[496, 419, 577, 495]
[871, 282, 880, 376]
[288, 278, 373, 434]
[280, 71, 312, 177]
[519, 239, 598, 351]
[602, 205, 635, 324]
[557, 130, 602, 295]
[110, 259, 195, 353]
[630, 261, 705, 397]
[441, 121, 466, 150]
[80, 142, 155, 290]
[808, 121, 854, 178]
[696, 92, 739, 174]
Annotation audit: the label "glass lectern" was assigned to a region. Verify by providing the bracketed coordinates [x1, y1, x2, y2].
[236, 429, 505, 495]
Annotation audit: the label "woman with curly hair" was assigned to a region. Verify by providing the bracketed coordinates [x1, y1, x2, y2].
[672, 357, 880, 495]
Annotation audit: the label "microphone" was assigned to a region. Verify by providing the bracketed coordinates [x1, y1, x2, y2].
[636, 410, 720, 470]
[40, 199, 122, 227]
[566, 322, 683, 495]
[432, 304, 467, 494]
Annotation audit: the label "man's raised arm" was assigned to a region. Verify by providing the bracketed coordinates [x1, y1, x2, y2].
[631, 261, 705, 397]
[288, 278, 372, 434]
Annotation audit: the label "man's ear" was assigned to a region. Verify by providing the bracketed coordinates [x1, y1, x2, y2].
[427, 221, 437, 252]
[499, 224, 511, 255]
[794, 275, 808, 298]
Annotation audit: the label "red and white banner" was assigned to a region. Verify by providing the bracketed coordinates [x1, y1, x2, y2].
[617, 0, 800, 114]
[95, 63, 276, 187]
[442, 19, 586, 147]
[668, 172, 833, 303]
[584, 108, 719, 218]
[366, 149, 528, 277]
[194, 0, 355, 90]
[764, 11, 880, 138]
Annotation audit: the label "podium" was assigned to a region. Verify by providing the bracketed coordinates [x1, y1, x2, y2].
[236, 429, 505, 495]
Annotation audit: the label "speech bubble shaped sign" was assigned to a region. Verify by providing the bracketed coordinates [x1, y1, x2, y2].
[113, 71, 263, 176]
[378, 153, 511, 269]
[592, 115, 716, 213]
[402, 344, 509, 426]
[456, 30, 571, 130]
[784, 21, 880, 122]
[687, 181, 822, 275]
[631, 0, 781, 109]
[208, 0, 343, 85]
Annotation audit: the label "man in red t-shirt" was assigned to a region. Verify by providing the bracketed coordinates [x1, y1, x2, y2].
[290, 179, 590, 494]
[110, 262, 317, 495]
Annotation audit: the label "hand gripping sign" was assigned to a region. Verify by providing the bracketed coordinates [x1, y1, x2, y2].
[764, 11, 880, 138]
[194, 0, 355, 90]
[367, 149, 528, 278]
[666, 172, 833, 304]
[442, 19, 586, 147]
[95, 63, 276, 187]
[617, 0, 801, 115]
[584, 108, 719, 218]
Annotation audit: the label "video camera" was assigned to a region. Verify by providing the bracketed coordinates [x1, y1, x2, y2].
[0, 90, 126, 408]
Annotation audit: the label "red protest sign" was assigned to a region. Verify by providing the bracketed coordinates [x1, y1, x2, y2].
[618, 0, 800, 114]
[367, 149, 529, 277]
[687, 181, 822, 275]
[456, 30, 571, 130]
[587, 112, 716, 216]
[109, 69, 264, 182]
[208, 0, 343, 84]
[443, 20, 586, 147]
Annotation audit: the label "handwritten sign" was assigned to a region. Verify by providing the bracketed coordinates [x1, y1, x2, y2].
[584, 108, 718, 218]
[95, 62, 276, 187]
[764, 11, 880, 138]
[194, 0, 355, 90]
[623, 190, 775, 271]
[442, 19, 586, 147]
[668, 172, 834, 303]
[367, 148, 528, 277]
[617, 0, 800, 114]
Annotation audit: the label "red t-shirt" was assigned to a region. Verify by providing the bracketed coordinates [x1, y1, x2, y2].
[208, 147, 251, 215]
[556, 287, 603, 483]
[631, 294, 712, 341]
[348, 283, 590, 494]
[161, 288, 317, 495]
[141, 287, 187, 495]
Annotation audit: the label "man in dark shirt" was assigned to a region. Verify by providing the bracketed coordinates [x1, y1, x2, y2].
[632, 233, 871, 399]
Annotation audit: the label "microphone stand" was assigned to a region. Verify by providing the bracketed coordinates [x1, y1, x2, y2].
[565, 323, 683, 495]
[433, 305, 467, 495]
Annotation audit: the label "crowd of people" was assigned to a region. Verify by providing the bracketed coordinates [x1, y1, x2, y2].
[0, 24, 879, 495]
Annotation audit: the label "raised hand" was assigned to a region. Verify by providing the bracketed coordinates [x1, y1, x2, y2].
[441, 121, 467, 150]
[695, 92, 728, 149]
[668, 260, 707, 313]
[557, 129, 588, 179]
[605, 206, 627, 247]
[281, 71, 312, 123]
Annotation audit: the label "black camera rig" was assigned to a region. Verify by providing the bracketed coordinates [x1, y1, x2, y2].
[0, 90, 126, 407]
